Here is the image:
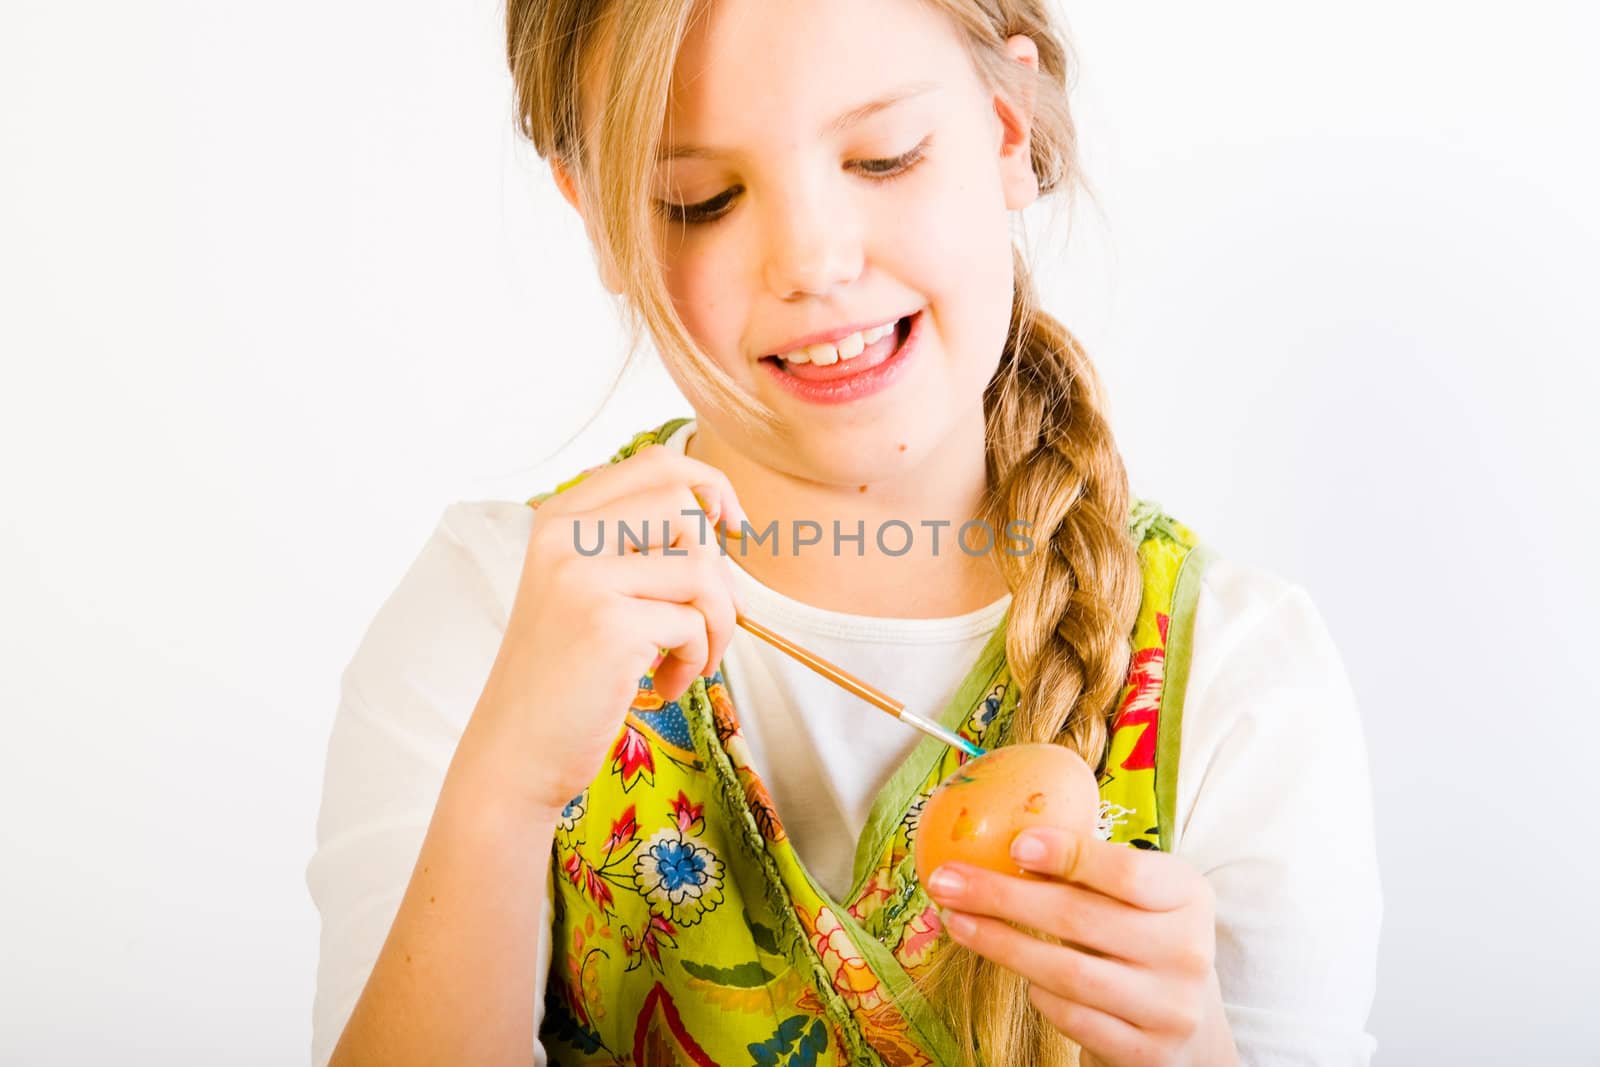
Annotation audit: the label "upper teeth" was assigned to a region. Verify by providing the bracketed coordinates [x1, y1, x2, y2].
[777, 320, 897, 365]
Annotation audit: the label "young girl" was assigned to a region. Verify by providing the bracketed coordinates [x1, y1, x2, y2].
[308, 2, 1381, 1064]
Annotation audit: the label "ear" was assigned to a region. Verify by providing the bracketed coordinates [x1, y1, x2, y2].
[995, 34, 1040, 212]
[551, 157, 583, 213]
[550, 157, 626, 295]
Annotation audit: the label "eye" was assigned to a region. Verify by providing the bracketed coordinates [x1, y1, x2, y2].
[655, 185, 742, 225]
[852, 135, 933, 180]
[651, 135, 933, 228]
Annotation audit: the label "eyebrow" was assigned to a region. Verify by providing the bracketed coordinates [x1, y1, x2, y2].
[659, 80, 939, 162]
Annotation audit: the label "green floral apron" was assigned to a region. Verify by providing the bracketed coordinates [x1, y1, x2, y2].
[526, 417, 1211, 1066]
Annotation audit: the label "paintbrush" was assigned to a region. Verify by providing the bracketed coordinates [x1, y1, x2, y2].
[734, 613, 987, 759]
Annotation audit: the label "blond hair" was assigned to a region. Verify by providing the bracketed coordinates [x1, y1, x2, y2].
[508, 3, 1142, 1063]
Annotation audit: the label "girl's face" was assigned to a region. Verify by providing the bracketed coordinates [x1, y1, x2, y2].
[654, 0, 1039, 485]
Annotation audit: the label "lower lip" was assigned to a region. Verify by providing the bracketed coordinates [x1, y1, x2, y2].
[760, 310, 924, 407]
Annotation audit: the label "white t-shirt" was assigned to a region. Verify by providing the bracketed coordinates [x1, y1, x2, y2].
[307, 423, 1383, 1067]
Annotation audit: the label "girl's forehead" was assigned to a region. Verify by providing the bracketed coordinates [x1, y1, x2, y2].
[663, 0, 974, 149]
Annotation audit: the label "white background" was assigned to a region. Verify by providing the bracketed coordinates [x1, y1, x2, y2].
[3, 1, 1596, 1062]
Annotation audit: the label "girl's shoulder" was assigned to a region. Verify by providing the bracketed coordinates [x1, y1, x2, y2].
[337, 499, 535, 731]
[1170, 547, 1365, 852]
[1125, 497, 1347, 743]
[1123, 494, 1332, 677]
[1118, 500, 1363, 850]
[422, 418, 695, 606]
[1183, 550, 1352, 723]
[1122, 499, 1327, 658]
[432, 497, 539, 607]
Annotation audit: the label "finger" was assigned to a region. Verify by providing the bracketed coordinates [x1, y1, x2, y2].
[1025, 981, 1168, 1067]
[653, 479, 743, 542]
[599, 551, 737, 685]
[600, 489, 742, 671]
[938, 908, 1170, 1030]
[606, 485, 728, 555]
[673, 549, 736, 681]
[1011, 826, 1196, 912]
[621, 598, 710, 702]
[542, 484, 715, 557]
[541, 444, 748, 533]
[697, 553, 740, 678]
[924, 862, 1157, 964]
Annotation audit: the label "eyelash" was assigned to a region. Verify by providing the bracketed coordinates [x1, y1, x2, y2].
[656, 136, 933, 226]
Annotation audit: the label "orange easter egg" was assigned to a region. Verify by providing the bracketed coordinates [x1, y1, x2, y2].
[914, 742, 1099, 885]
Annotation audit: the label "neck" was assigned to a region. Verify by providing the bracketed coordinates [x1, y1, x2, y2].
[684, 413, 1012, 619]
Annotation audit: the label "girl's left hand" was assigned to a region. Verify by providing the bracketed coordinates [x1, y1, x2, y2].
[924, 826, 1239, 1067]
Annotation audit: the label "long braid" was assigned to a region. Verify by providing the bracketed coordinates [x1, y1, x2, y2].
[913, 249, 1144, 1067]
[986, 247, 1143, 764]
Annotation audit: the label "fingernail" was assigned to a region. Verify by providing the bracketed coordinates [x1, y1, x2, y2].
[690, 487, 716, 522]
[926, 867, 966, 898]
[1011, 832, 1047, 864]
[942, 910, 976, 940]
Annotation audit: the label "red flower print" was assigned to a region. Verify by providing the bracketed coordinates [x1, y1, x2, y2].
[631, 983, 719, 1067]
[801, 903, 885, 1011]
[796, 903, 934, 1067]
[847, 867, 894, 924]
[1110, 611, 1170, 772]
[562, 849, 616, 916]
[669, 790, 706, 837]
[623, 914, 679, 974]
[602, 804, 641, 859]
[610, 719, 656, 792]
[894, 903, 945, 970]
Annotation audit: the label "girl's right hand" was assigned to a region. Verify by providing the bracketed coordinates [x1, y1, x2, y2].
[464, 443, 749, 818]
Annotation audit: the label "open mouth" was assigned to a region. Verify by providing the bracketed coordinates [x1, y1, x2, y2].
[760, 312, 917, 380]
[757, 308, 924, 405]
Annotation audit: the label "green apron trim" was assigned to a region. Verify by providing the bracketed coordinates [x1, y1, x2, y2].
[1155, 541, 1213, 853]
[682, 668, 965, 1065]
[679, 680, 882, 1064]
[847, 609, 1013, 901]
[689, 653, 1006, 1064]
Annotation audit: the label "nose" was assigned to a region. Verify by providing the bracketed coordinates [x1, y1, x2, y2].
[760, 184, 863, 301]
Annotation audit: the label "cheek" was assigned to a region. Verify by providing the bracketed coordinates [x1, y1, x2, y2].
[658, 232, 748, 365]
[935, 152, 1017, 283]
[888, 189, 1010, 290]
[877, 163, 1016, 354]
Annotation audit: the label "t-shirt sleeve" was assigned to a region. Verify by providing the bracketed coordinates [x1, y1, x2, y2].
[1172, 558, 1383, 1066]
[304, 501, 556, 1067]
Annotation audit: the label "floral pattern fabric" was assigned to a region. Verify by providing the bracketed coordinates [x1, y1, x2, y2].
[530, 417, 1210, 1066]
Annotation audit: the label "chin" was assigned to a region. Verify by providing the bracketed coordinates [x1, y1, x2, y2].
[789, 416, 942, 483]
